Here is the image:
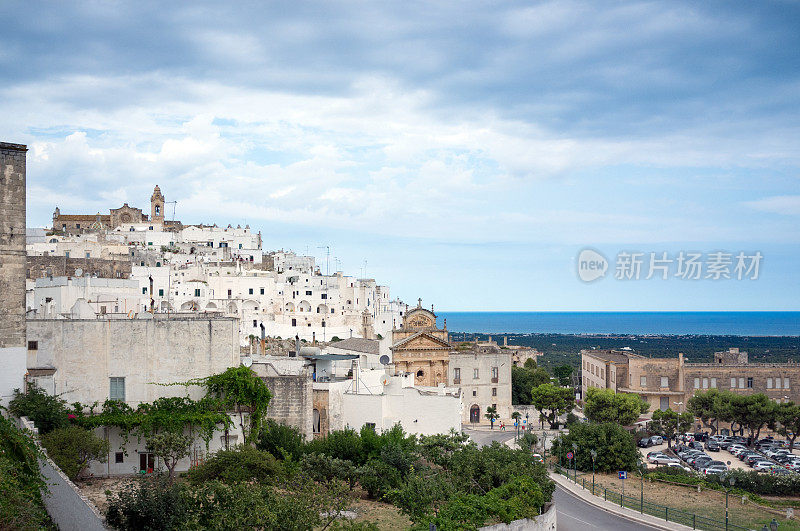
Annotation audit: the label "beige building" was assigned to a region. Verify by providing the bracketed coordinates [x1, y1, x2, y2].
[451, 341, 512, 425]
[581, 348, 800, 416]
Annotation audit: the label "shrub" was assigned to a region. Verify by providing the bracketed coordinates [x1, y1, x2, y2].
[257, 419, 307, 460]
[484, 475, 546, 523]
[0, 414, 51, 530]
[9, 384, 69, 434]
[300, 453, 358, 489]
[185, 446, 282, 485]
[705, 469, 800, 496]
[307, 427, 365, 465]
[517, 432, 538, 452]
[106, 474, 188, 530]
[41, 426, 109, 481]
[357, 459, 402, 499]
[552, 422, 639, 473]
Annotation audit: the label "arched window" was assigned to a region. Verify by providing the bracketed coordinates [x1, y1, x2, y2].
[416, 369, 424, 378]
[470, 405, 481, 423]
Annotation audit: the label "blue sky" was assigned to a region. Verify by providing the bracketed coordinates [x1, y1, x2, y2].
[2, 1, 799, 310]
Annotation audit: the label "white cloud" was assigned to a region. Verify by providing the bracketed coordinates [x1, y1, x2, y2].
[745, 195, 800, 216]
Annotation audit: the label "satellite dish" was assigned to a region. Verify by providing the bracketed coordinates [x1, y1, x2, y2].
[241, 356, 253, 368]
[75, 268, 83, 276]
[379, 355, 390, 365]
[380, 375, 390, 386]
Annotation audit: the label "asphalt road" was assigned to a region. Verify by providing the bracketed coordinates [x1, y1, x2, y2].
[554, 484, 660, 531]
[464, 427, 657, 530]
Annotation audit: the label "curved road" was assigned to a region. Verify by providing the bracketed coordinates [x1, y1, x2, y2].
[464, 428, 657, 531]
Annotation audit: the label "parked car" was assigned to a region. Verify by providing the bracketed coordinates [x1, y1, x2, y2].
[688, 441, 704, 450]
[665, 462, 692, 472]
[638, 437, 653, 448]
[772, 468, 793, 476]
[692, 457, 714, 470]
[694, 432, 708, 442]
[649, 454, 680, 465]
[745, 454, 764, 466]
[703, 465, 729, 475]
[705, 441, 720, 451]
[650, 436, 664, 445]
[753, 461, 775, 472]
[647, 450, 664, 458]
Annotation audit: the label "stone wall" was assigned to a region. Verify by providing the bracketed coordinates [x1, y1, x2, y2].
[262, 371, 314, 440]
[26, 317, 239, 406]
[27, 255, 132, 280]
[1, 142, 28, 405]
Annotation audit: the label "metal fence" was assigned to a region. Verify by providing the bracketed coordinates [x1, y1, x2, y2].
[555, 466, 750, 531]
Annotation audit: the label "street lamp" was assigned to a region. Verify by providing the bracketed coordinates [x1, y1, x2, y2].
[639, 463, 646, 514]
[572, 442, 578, 482]
[725, 476, 736, 531]
[590, 449, 597, 494]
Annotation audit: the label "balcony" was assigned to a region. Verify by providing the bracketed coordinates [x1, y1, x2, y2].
[491, 377, 498, 383]
[453, 378, 461, 385]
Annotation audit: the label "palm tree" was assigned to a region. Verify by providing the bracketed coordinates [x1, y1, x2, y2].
[485, 406, 499, 429]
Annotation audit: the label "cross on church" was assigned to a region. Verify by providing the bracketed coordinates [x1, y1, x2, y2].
[418, 297, 422, 307]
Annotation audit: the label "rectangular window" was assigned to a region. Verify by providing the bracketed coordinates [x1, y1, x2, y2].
[227, 289, 232, 298]
[731, 378, 736, 388]
[747, 377, 753, 389]
[85, 252, 91, 259]
[739, 377, 745, 388]
[194, 288, 201, 297]
[253, 320, 257, 327]
[640, 376, 647, 387]
[306, 290, 312, 296]
[785, 378, 790, 389]
[491, 366, 499, 382]
[454, 368, 460, 382]
[158, 289, 164, 296]
[473, 368, 479, 379]
[75, 224, 80, 229]
[109, 377, 125, 402]
[660, 377, 669, 388]
[142, 287, 147, 294]
[321, 293, 327, 299]
[248, 288, 253, 295]
[767, 378, 773, 389]
[115, 452, 124, 463]
[260, 288, 265, 295]
[711, 378, 717, 388]
[702, 378, 708, 389]
[601, 368, 605, 379]
[694, 378, 700, 388]
[27, 341, 38, 350]
[472, 390, 477, 396]
[64, 251, 70, 258]
[492, 387, 497, 396]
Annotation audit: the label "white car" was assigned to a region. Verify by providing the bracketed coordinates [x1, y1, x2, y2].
[666, 462, 692, 472]
[650, 455, 681, 466]
[650, 436, 664, 445]
[753, 461, 775, 471]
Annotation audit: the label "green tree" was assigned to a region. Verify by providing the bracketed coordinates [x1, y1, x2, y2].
[9, 384, 69, 434]
[583, 388, 648, 426]
[202, 366, 272, 445]
[484, 405, 499, 429]
[552, 365, 574, 387]
[511, 365, 551, 405]
[649, 409, 694, 447]
[41, 426, 109, 481]
[146, 432, 192, 482]
[773, 402, 800, 452]
[257, 419, 307, 460]
[687, 389, 729, 435]
[185, 446, 282, 486]
[551, 422, 639, 473]
[530, 383, 574, 429]
[738, 393, 778, 443]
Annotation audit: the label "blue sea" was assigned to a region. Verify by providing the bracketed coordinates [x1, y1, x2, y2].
[437, 312, 800, 336]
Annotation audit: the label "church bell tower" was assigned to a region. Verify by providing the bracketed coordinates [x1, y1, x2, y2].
[151, 185, 165, 223]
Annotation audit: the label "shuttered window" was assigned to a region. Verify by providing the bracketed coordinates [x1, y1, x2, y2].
[110, 377, 125, 402]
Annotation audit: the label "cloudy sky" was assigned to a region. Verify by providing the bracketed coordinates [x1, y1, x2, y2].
[3, 1, 799, 311]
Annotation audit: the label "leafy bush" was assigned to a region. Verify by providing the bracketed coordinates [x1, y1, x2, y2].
[306, 427, 365, 465]
[185, 446, 282, 485]
[0, 414, 52, 530]
[258, 419, 307, 460]
[106, 474, 188, 530]
[517, 432, 538, 452]
[9, 384, 69, 434]
[300, 453, 358, 489]
[552, 422, 640, 473]
[705, 469, 800, 496]
[41, 425, 109, 481]
[357, 459, 403, 499]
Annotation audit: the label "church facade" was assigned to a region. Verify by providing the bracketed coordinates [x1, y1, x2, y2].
[390, 300, 451, 386]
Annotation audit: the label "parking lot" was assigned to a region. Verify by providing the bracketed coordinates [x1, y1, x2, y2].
[639, 438, 800, 474]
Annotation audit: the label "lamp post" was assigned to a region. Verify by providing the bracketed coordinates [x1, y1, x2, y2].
[590, 449, 597, 494]
[639, 463, 645, 514]
[572, 442, 578, 482]
[725, 476, 736, 531]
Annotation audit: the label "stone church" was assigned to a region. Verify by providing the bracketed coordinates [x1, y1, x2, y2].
[52, 185, 179, 234]
[390, 300, 452, 386]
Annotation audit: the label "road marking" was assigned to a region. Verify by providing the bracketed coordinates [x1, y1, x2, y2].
[558, 511, 597, 527]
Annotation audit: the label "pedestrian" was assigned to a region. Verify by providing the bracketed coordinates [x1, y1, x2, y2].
[500, 421, 505, 431]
